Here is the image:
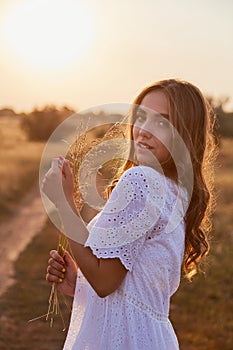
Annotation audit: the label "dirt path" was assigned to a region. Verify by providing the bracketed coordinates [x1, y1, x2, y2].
[0, 184, 47, 297]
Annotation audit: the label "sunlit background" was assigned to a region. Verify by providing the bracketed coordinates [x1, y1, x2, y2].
[0, 2, 233, 349]
[0, 0, 232, 113]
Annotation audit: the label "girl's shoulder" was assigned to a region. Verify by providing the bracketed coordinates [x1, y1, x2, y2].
[120, 165, 172, 191]
[115, 165, 170, 208]
[121, 166, 188, 195]
[119, 166, 189, 216]
[121, 165, 165, 181]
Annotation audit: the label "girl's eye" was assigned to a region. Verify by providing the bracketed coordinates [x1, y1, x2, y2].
[156, 119, 170, 128]
[135, 113, 145, 122]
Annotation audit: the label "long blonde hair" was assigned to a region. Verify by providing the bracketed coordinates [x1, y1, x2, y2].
[107, 78, 217, 279]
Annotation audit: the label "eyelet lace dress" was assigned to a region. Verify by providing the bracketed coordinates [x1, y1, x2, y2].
[63, 166, 188, 350]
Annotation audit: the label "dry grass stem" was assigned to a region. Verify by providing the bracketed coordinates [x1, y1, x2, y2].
[66, 115, 130, 211]
[28, 232, 70, 331]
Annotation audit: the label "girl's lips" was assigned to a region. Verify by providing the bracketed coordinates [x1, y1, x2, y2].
[136, 142, 153, 149]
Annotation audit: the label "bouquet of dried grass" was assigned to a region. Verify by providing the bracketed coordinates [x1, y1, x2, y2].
[67, 119, 129, 211]
[30, 113, 130, 330]
[28, 230, 71, 331]
[45, 232, 70, 330]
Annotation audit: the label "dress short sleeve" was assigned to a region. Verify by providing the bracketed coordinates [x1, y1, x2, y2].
[84, 166, 167, 271]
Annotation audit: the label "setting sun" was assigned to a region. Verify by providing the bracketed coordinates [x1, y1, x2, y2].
[3, 0, 95, 70]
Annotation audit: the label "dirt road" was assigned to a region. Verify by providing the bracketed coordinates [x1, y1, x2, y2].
[0, 184, 47, 297]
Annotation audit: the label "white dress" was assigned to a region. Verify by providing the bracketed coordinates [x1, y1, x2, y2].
[63, 166, 188, 350]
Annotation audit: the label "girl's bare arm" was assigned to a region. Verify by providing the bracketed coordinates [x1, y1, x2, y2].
[42, 159, 127, 298]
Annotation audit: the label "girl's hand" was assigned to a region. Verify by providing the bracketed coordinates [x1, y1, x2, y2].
[46, 249, 78, 297]
[60, 157, 75, 205]
[41, 156, 74, 208]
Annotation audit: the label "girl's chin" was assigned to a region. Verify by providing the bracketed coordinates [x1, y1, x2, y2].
[135, 149, 171, 166]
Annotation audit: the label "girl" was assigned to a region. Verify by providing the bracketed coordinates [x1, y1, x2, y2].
[43, 79, 216, 349]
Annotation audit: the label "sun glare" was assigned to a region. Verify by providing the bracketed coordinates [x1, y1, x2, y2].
[3, 0, 95, 70]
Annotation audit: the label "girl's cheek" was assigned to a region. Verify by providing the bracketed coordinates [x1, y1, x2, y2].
[158, 129, 172, 143]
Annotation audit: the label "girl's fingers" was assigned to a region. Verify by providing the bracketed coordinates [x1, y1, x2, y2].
[63, 251, 75, 266]
[62, 161, 72, 177]
[58, 156, 64, 166]
[58, 156, 67, 176]
[46, 273, 63, 284]
[47, 265, 65, 279]
[50, 250, 65, 265]
[48, 257, 66, 272]
[46, 249, 69, 286]
[45, 249, 67, 287]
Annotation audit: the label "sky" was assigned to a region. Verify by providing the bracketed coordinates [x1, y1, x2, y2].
[0, 0, 232, 113]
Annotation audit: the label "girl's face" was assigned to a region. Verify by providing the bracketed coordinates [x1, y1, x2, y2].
[133, 90, 173, 168]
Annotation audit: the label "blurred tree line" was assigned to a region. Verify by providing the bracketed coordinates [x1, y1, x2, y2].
[20, 105, 75, 141]
[0, 97, 233, 141]
[207, 97, 233, 138]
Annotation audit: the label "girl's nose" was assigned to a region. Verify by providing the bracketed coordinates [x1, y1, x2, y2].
[138, 125, 152, 138]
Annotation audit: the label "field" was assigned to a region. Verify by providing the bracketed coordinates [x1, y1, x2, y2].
[0, 117, 232, 349]
[0, 116, 44, 221]
[170, 138, 233, 349]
